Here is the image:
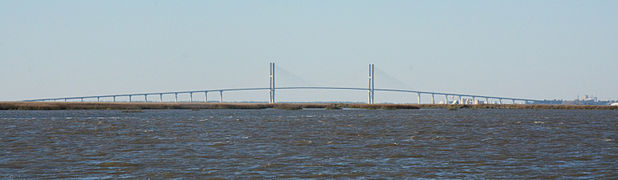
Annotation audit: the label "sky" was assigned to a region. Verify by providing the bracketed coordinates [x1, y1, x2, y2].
[1, 0, 617, 103]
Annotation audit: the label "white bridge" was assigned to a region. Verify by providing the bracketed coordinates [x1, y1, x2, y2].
[25, 63, 542, 104]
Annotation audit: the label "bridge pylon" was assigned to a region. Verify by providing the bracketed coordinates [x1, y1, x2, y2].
[269, 62, 276, 104]
[368, 64, 375, 104]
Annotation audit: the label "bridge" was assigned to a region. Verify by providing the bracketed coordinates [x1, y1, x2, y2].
[25, 63, 542, 104]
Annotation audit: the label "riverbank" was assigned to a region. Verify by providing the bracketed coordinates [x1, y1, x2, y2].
[1, 102, 616, 110]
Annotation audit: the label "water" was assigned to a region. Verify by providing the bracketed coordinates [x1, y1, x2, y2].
[1, 109, 616, 178]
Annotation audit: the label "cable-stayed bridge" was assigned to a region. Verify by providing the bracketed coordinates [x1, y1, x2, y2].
[25, 63, 542, 104]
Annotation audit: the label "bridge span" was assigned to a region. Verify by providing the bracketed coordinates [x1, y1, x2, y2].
[25, 63, 542, 105]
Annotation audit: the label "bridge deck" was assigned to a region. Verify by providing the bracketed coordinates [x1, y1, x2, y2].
[25, 86, 540, 103]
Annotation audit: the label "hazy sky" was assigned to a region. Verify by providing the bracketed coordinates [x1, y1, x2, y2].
[1, 0, 617, 103]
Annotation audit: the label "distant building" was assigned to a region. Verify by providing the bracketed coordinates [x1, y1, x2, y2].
[562, 95, 615, 105]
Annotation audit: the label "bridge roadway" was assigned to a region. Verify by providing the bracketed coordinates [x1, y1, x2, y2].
[24, 86, 540, 104]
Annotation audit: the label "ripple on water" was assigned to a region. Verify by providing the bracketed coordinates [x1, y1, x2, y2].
[0, 109, 615, 178]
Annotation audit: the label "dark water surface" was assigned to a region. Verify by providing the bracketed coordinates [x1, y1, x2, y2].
[1, 109, 616, 179]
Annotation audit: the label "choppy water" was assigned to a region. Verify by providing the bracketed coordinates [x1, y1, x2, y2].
[1, 109, 616, 179]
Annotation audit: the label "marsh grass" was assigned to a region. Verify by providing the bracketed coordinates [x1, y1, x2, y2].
[325, 104, 343, 110]
[417, 104, 617, 110]
[273, 104, 303, 110]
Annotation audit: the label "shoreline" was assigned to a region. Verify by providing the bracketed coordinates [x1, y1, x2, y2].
[1, 102, 616, 110]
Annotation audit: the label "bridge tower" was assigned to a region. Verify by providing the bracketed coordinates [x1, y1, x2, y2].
[368, 64, 375, 104]
[269, 62, 276, 104]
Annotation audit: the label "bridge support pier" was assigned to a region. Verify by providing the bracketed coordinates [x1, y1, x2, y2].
[499, 99, 503, 104]
[444, 95, 448, 104]
[219, 91, 223, 103]
[431, 94, 435, 104]
[175, 93, 178, 103]
[417, 92, 421, 104]
[113, 96, 116, 102]
[190, 92, 193, 103]
[204, 91, 208, 103]
[486, 97, 489, 104]
[129, 95, 132, 102]
[97, 97, 100, 102]
[144, 94, 148, 102]
[160, 93, 163, 102]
